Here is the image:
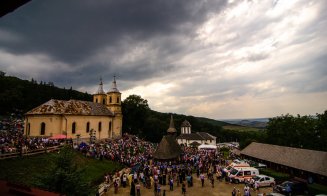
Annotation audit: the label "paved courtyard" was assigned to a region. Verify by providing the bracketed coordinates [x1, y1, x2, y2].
[103, 175, 273, 196]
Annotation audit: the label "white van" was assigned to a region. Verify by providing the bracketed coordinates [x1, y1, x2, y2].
[228, 167, 259, 183]
[223, 162, 250, 174]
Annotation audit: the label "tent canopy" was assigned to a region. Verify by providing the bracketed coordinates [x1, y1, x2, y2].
[198, 144, 217, 150]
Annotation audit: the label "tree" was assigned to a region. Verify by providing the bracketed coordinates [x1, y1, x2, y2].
[266, 112, 327, 151]
[38, 145, 91, 195]
[122, 95, 150, 135]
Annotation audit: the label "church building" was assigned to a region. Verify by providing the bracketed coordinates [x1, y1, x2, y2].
[176, 120, 216, 146]
[24, 78, 123, 140]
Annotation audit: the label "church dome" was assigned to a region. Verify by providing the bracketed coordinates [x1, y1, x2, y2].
[181, 120, 191, 127]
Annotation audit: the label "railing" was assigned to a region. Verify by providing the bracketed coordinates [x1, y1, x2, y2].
[0, 145, 63, 160]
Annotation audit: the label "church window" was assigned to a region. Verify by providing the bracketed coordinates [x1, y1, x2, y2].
[86, 122, 90, 133]
[109, 97, 112, 103]
[98, 122, 102, 132]
[40, 122, 46, 135]
[116, 97, 119, 103]
[103, 98, 106, 104]
[109, 121, 112, 137]
[72, 122, 76, 134]
[27, 123, 30, 136]
[96, 98, 98, 103]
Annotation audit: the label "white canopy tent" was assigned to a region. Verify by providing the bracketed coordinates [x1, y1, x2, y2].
[198, 144, 217, 150]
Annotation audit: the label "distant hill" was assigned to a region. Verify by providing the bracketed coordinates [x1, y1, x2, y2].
[0, 71, 92, 115]
[222, 118, 269, 128]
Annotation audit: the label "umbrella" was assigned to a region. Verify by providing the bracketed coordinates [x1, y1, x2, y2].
[49, 134, 71, 139]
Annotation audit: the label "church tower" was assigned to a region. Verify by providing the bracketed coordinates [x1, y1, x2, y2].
[106, 76, 122, 137]
[181, 120, 191, 134]
[167, 115, 177, 137]
[93, 78, 106, 105]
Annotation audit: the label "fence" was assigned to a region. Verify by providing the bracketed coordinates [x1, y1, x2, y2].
[0, 145, 63, 160]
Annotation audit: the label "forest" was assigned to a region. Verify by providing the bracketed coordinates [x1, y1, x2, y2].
[0, 71, 92, 114]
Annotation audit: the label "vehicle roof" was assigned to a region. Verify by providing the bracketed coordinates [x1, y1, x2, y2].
[233, 167, 258, 170]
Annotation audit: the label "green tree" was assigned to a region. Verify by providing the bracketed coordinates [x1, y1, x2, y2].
[266, 112, 327, 151]
[39, 145, 92, 195]
[122, 94, 150, 135]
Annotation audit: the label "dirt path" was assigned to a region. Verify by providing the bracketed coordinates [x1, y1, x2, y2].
[104, 175, 273, 196]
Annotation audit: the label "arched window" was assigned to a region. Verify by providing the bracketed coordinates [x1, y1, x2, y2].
[86, 122, 90, 133]
[109, 121, 112, 137]
[96, 98, 98, 103]
[116, 97, 119, 103]
[72, 122, 76, 134]
[40, 122, 46, 135]
[27, 123, 30, 136]
[98, 122, 102, 132]
[109, 97, 112, 103]
[102, 98, 106, 104]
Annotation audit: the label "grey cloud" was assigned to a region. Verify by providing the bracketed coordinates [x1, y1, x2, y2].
[0, 0, 227, 64]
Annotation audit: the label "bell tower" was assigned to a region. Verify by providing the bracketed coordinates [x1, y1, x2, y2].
[93, 78, 106, 105]
[107, 76, 122, 137]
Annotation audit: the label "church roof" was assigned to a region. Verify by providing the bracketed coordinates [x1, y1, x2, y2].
[167, 115, 177, 133]
[107, 76, 120, 93]
[95, 78, 105, 94]
[176, 132, 216, 141]
[26, 99, 114, 116]
[181, 120, 191, 127]
[153, 135, 183, 160]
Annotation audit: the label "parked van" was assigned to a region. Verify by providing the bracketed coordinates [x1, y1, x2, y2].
[228, 167, 259, 183]
[223, 162, 250, 174]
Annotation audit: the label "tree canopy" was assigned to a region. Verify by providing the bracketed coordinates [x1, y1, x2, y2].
[266, 111, 327, 151]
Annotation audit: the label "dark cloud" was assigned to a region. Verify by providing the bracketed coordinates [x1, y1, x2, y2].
[0, 0, 227, 64]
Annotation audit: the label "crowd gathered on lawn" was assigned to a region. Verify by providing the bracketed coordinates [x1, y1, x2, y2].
[1, 115, 256, 195]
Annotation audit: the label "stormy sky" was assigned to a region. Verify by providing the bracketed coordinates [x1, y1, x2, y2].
[1, 0, 326, 119]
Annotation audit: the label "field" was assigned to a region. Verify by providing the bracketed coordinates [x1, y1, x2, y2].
[0, 151, 123, 189]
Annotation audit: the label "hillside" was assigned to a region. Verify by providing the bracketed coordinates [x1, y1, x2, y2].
[0, 72, 92, 115]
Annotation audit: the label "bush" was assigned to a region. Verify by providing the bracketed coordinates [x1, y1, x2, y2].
[308, 183, 327, 195]
[260, 168, 290, 182]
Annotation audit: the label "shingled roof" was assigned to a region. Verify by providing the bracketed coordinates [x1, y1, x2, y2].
[176, 132, 216, 140]
[241, 142, 327, 176]
[153, 135, 183, 160]
[26, 99, 114, 116]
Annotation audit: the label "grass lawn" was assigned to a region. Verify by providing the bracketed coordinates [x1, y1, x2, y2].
[0, 151, 123, 188]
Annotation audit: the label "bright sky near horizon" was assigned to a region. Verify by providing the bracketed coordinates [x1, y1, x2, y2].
[0, 0, 326, 119]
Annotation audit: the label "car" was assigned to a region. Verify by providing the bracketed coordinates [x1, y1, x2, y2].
[273, 180, 308, 195]
[252, 175, 275, 187]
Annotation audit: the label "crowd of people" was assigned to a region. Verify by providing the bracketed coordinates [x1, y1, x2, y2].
[0, 115, 64, 155]
[1, 115, 262, 195]
[76, 133, 156, 167]
[84, 133, 252, 196]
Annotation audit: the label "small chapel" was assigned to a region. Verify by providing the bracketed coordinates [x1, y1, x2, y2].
[24, 78, 123, 140]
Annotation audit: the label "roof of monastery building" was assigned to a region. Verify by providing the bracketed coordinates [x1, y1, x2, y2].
[241, 142, 327, 177]
[26, 99, 114, 116]
[176, 132, 216, 141]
